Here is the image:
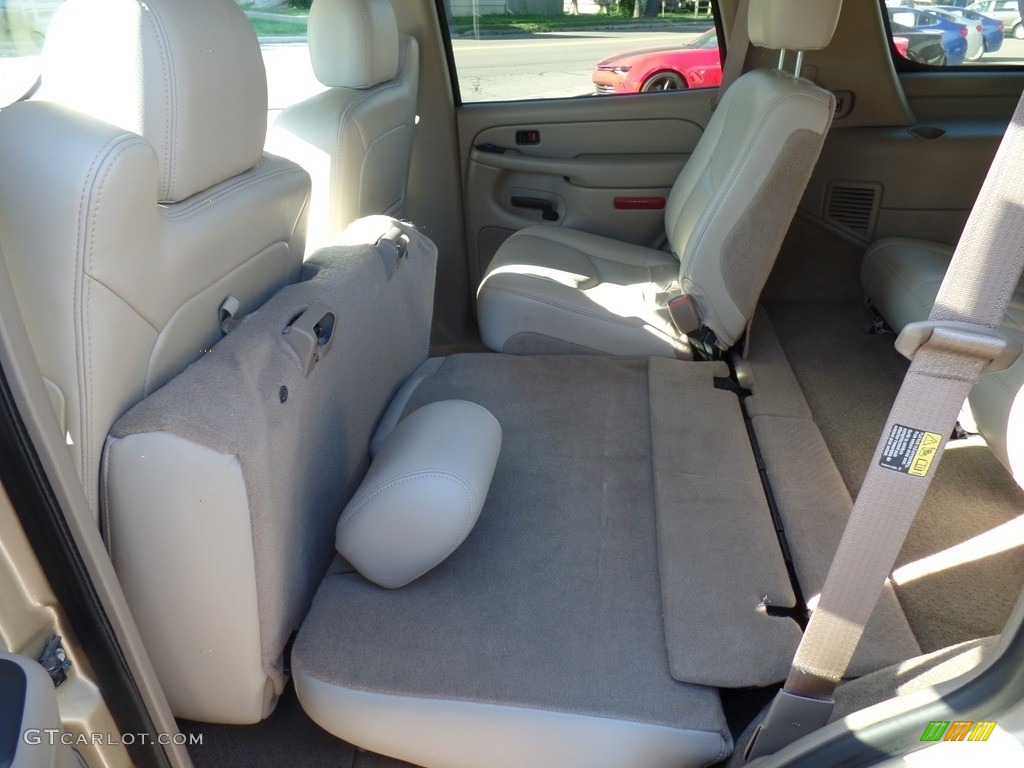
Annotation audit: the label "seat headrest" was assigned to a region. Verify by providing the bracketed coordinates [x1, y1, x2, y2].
[41, 0, 268, 203]
[309, 0, 400, 89]
[749, 0, 842, 52]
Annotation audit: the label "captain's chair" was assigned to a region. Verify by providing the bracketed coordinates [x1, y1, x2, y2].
[268, 0, 419, 254]
[477, 0, 841, 358]
[0, 0, 310, 556]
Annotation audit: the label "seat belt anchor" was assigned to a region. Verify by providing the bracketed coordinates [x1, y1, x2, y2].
[895, 320, 1022, 374]
[743, 689, 834, 763]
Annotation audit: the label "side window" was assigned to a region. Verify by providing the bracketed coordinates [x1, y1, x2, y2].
[884, 0, 1024, 68]
[238, 2, 319, 116]
[444, 0, 721, 103]
[0, 1, 64, 107]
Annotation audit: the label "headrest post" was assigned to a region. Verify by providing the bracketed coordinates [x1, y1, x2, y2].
[778, 49, 787, 70]
[748, 0, 842, 52]
[794, 50, 804, 78]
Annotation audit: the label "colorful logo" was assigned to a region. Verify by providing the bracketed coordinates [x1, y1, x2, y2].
[920, 720, 997, 742]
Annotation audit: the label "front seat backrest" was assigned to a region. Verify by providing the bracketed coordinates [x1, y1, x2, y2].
[0, 0, 311, 516]
[668, 0, 840, 349]
[268, 0, 419, 253]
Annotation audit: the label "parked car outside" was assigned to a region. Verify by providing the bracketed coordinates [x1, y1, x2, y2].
[936, 5, 1005, 53]
[929, 5, 994, 58]
[594, 19, 962, 97]
[967, 0, 1023, 38]
[592, 27, 721, 94]
[889, 20, 955, 64]
[887, 6, 972, 64]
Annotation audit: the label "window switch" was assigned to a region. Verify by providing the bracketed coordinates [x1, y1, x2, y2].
[515, 130, 540, 145]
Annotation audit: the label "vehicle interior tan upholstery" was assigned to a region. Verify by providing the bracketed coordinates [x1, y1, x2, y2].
[475, 0, 840, 357]
[335, 399, 502, 589]
[862, 237, 1024, 486]
[103, 218, 438, 723]
[0, 0, 311, 518]
[267, 0, 419, 254]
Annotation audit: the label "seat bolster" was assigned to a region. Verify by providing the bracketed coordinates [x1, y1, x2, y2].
[294, 668, 732, 768]
[103, 432, 270, 723]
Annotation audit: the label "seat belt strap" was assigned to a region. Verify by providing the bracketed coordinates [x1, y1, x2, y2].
[745, 88, 1024, 762]
[715, 0, 751, 107]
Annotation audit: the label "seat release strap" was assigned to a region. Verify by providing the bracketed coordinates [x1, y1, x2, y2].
[746, 87, 1024, 762]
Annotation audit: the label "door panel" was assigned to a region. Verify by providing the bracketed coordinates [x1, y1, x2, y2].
[458, 91, 713, 291]
[801, 69, 1024, 247]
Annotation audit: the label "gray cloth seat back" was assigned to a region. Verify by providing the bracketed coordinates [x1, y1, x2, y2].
[0, 0, 311, 519]
[476, 0, 840, 357]
[103, 217, 438, 723]
[268, 0, 419, 254]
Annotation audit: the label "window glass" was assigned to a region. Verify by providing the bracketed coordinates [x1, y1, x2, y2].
[884, 0, 1024, 67]
[239, 2, 323, 116]
[445, 0, 720, 102]
[0, 1, 63, 107]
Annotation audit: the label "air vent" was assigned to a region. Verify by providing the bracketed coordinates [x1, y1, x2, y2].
[825, 182, 881, 241]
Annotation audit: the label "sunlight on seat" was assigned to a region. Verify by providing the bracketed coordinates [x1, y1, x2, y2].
[891, 513, 1024, 587]
[487, 263, 590, 288]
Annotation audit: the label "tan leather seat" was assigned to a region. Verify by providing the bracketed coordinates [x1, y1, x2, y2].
[267, 0, 419, 253]
[0, 0, 311, 519]
[477, 0, 840, 357]
[863, 237, 1024, 485]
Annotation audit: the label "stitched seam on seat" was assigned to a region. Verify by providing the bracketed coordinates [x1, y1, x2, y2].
[162, 165, 308, 223]
[338, 470, 476, 533]
[80, 135, 152, 505]
[510, 231, 676, 271]
[338, 471, 476, 586]
[141, 3, 175, 200]
[482, 284, 648, 331]
[681, 89, 830, 283]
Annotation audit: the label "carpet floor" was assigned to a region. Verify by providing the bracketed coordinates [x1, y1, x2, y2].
[765, 302, 1024, 652]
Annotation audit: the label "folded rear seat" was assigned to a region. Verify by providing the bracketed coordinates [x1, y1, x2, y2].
[862, 237, 1024, 484]
[101, 218, 922, 765]
[102, 216, 437, 723]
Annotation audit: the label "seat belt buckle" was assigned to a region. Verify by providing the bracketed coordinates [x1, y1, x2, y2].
[667, 293, 701, 336]
[895, 320, 1023, 374]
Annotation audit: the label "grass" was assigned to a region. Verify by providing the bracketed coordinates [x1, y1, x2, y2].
[451, 12, 705, 34]
[244, 9, 706, 39]
[248, 17, 307, 37]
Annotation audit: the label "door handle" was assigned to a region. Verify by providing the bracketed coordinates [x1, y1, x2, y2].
[511, 196, 559, 222]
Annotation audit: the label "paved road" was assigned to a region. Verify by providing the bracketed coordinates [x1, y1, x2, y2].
[260, 29, 709, 111]
[451, 29, 708, 101]
[262, 32, 1024, 110]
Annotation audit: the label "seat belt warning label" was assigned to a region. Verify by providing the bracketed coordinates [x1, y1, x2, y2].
[879, 424, 943, 478]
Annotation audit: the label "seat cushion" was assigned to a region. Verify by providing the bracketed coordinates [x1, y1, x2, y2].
[476, 226, 684, 357]
[862, 237, 1024, 485]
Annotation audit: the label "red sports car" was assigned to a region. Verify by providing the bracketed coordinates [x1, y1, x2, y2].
[592, 28, 722, 94]
[593, 29, 916, 95]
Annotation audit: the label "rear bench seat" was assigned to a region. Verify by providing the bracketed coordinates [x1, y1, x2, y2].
[862, 237, 1024, 485]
